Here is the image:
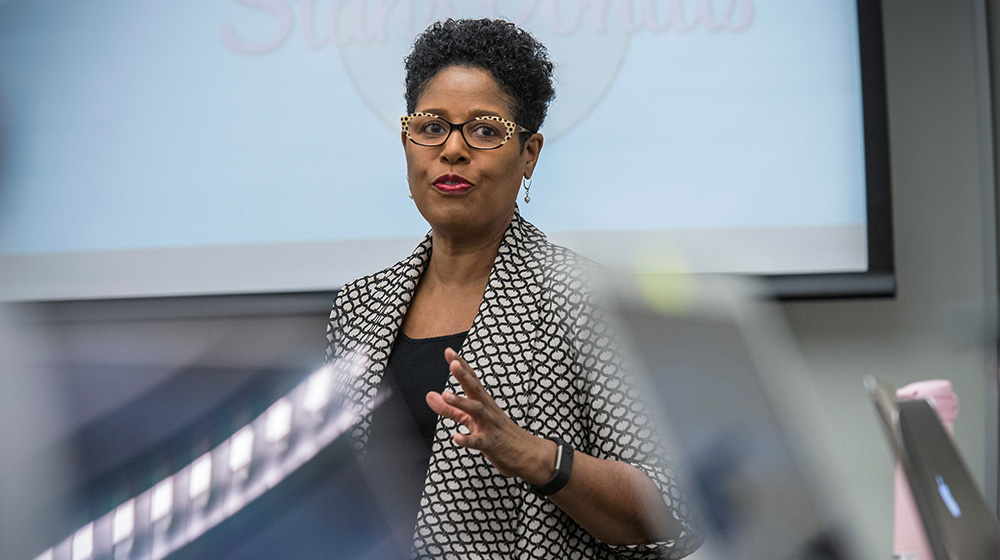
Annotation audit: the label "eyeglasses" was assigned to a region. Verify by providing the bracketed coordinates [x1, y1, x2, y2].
[401, 112, 533, 150]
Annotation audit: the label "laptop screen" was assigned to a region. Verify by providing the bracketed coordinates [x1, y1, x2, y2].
[897, 397, 1000, 560]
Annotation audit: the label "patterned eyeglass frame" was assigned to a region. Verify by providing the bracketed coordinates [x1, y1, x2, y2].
[400, 112, 533, 150]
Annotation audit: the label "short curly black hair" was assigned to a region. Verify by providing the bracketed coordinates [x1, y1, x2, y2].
[404, 19, 555, 138]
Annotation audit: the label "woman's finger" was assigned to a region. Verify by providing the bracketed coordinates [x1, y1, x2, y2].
[445, 348, 493, 402]
[444, 347, 480, 382]
[449, 360, 485, 399]
[452, 351, 479, 379]
[453, 431, 485, 449]
[425, 391, 472, 426]
[442, 390, 485, 418]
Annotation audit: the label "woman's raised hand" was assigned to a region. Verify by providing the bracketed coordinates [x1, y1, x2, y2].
[426, 348, 682, 544]
[425, 347, 555, 485]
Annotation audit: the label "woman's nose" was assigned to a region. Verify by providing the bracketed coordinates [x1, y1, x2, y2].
[439, 128, 470, 163]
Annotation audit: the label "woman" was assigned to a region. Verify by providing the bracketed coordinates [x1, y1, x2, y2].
[326, 18, 700, 559]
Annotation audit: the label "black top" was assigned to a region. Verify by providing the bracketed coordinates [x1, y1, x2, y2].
[365, 330, 467, 547]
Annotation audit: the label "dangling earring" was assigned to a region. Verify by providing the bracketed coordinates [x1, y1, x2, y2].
[522, 176, 532, 203]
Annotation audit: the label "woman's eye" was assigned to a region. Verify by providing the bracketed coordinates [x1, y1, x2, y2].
[421, 121, 447, 136]
[469, 123, 501, 138]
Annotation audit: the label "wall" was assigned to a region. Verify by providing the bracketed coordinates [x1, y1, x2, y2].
[781, 0, 999, 557]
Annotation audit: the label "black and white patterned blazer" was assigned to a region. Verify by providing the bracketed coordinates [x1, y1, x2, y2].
[325, 210, 701, 559]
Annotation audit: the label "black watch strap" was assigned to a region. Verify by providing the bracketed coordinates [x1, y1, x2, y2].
[528, 436, 574, 496]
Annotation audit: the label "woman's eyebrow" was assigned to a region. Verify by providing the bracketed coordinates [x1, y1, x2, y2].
[417, 108, 507, 120]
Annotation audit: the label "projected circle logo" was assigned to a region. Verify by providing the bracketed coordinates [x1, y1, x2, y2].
[334, 1, 630, 141]
[221, 0, 755, 140]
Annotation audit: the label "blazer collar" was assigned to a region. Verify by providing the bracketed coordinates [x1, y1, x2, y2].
[351, 208, 547, 447]
[376, 207, 547, 349]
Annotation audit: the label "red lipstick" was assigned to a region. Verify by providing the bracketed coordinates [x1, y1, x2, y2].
[433, 174, 473, 194]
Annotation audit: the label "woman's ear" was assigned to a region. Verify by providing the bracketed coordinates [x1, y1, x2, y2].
[523, 133, 544, 178]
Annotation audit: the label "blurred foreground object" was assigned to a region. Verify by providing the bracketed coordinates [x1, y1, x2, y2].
[602, 273, 866, 559]
[0, 304, 73, 560]
[17, 337, 375, 560]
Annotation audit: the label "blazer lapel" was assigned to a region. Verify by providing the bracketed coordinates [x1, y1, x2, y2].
[447, 209, 547, 426]
[349, 234, 432, 448]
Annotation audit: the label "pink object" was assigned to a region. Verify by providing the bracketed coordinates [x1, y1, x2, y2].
[892, 379, 958, 560]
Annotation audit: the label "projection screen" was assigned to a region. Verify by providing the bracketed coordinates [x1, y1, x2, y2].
[0, 0, 893, 301]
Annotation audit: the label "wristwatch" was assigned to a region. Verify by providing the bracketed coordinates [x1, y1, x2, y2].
[527, 436, 574, 496]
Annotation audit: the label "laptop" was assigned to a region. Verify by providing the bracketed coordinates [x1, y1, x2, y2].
[867, 377, 1000, 560]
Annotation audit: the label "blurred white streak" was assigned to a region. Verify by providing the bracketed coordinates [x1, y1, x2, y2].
[112, 499, 134, 545]
[302, 365, 333, 415]
[189, 453, 213, 500]
[150, 477, 173, 524]
[228, 426, 255, 473]
[264, 398, 293, 444]
[71, 522, 93, 560]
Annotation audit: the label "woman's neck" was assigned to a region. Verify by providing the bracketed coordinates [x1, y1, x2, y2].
[424, 228, 503, 289]
[424, 215, 509, 288]
[400, 226, 505, 338]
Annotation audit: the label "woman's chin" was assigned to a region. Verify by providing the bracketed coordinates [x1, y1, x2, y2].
[423, 209, 513, 243]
